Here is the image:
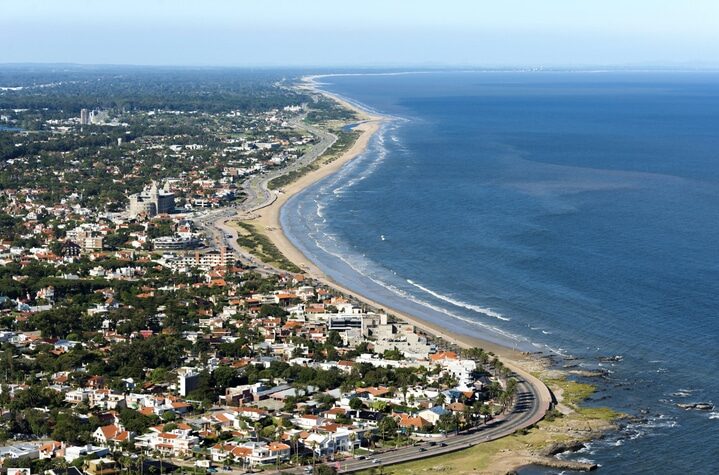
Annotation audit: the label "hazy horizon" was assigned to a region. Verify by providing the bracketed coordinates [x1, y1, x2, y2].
[2, 0, 719, 68]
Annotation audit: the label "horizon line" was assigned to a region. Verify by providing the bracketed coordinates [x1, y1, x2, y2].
[1, 61, 719, 73]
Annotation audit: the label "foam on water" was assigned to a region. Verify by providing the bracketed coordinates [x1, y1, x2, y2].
[406, 278, 510, 321]
[284, 71, 719, 474]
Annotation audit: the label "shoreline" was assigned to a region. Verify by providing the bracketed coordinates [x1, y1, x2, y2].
[248, 77, 530, 360]
[245, 75, 552, 388]
[230, 75, 627, 473]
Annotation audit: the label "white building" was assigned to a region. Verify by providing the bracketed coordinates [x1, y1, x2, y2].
[210, 441, 291, 467]
[178, 367, 201, 396]
[134, 426, 199, 457]
[128, 181, 175, 218]
[64, 444, 109, 462]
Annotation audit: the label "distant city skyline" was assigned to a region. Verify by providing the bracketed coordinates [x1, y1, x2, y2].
[2, 0, 719, 68]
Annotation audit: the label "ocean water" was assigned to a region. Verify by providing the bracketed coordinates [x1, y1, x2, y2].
[281, 72, 719, 473]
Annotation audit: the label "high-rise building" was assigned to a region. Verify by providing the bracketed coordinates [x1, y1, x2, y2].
[80, 108, 90, 125]
[178, 367, 200, 396]
[128, 181, 175, 218]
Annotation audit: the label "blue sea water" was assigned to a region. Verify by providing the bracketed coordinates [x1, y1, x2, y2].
[281, 72, 719, 473]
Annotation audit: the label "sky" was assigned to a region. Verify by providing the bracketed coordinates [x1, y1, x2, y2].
[2, 0, 719, 68]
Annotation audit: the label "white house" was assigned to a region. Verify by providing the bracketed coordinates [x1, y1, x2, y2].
[210, 441, 291, 466]
[92, 423, 132, 446]
[418, 406, 449, 425]
[292, 414, 324, 429]
[134, 424, 199, 457]
[64, 444, 109, 462]
[0, 444, 39, 464]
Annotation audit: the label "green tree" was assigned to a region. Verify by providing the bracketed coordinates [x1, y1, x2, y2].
[349, 397, 363, 411]
[377, 416, 398, 441]
[212, 366, 239, 391]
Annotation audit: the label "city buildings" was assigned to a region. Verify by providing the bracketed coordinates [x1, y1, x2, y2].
[128, 181, 175, 218]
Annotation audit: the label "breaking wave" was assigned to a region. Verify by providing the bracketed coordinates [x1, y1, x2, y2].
[406, 278, 510, 321]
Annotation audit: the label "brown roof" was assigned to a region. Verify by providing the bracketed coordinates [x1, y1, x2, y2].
[430, 351, 458, 362]
[356, 386, 391, 397]
[398, 414, 431, 429]
[269, 441, 290, 451]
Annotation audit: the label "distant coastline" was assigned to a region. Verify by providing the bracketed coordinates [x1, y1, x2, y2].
[232, 73, 628, 473]
[256, 75, 533, 360]
[246, 72, 553, 401]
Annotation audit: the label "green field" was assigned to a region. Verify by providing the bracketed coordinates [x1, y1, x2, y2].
[234, 221, 301, 273]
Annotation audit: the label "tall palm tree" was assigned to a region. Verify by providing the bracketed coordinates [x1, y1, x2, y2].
[462, 405, 472, 430]
[348, 432, 356, 457]
[309, 440, 318, 470]
[290, 434, 300, 465]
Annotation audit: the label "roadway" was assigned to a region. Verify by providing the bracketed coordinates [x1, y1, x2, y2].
[191, 113, 552, 473]
[337, 371, 549, 473]
[192, 113, 336, 272]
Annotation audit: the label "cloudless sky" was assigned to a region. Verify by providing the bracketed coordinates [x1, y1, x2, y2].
[2, 0, 718, 67]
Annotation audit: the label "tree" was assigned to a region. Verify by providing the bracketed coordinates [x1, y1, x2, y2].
[436, 413, 458, 434]
[383, 348, 403, 361]
[479, 404, 492, 424]
[52, 412, 90, 444]
[377, 416, 398, 442]
[118, 408, 159, 434]
[314, 464, 337, 475]
[348, 432, 357, 457]
[25, 409, 50, 436]
[259, 304, 287, 318]
[283, 396, 298, 412]
[326, 331, 342, 347]
[291, 433, 301, 465]
[212, 366, 238, 391]
[349, 397, 363, 411]
[434, 392, 446, 407]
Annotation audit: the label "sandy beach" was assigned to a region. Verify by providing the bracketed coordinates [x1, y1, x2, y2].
[245, 77, 550, 381]
[230, 78, 627, 474]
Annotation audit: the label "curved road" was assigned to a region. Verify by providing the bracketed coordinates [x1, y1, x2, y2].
[195, 113, 552, 472]
[337, 371, 550, 473]
[193, 113, 336, 271]
[241, 116, 337, 215]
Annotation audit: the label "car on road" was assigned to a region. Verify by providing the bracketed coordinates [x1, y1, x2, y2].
[356, 455, 366, 460]
[372, 459, 379, 464]
[418, 447, 427, 452]
[428, 441, 437, 446]
[440, 442, 447, 447]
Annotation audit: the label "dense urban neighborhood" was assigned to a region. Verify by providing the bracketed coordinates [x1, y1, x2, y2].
[0, 68, 524, 475]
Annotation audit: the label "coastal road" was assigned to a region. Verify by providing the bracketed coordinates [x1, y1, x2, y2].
[192, 114, 336, 269]
[337, 372, 549, 473]
[240, 115, 337, 215]
[235, 373, 548, 475]
[196, 106, 553, 472]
